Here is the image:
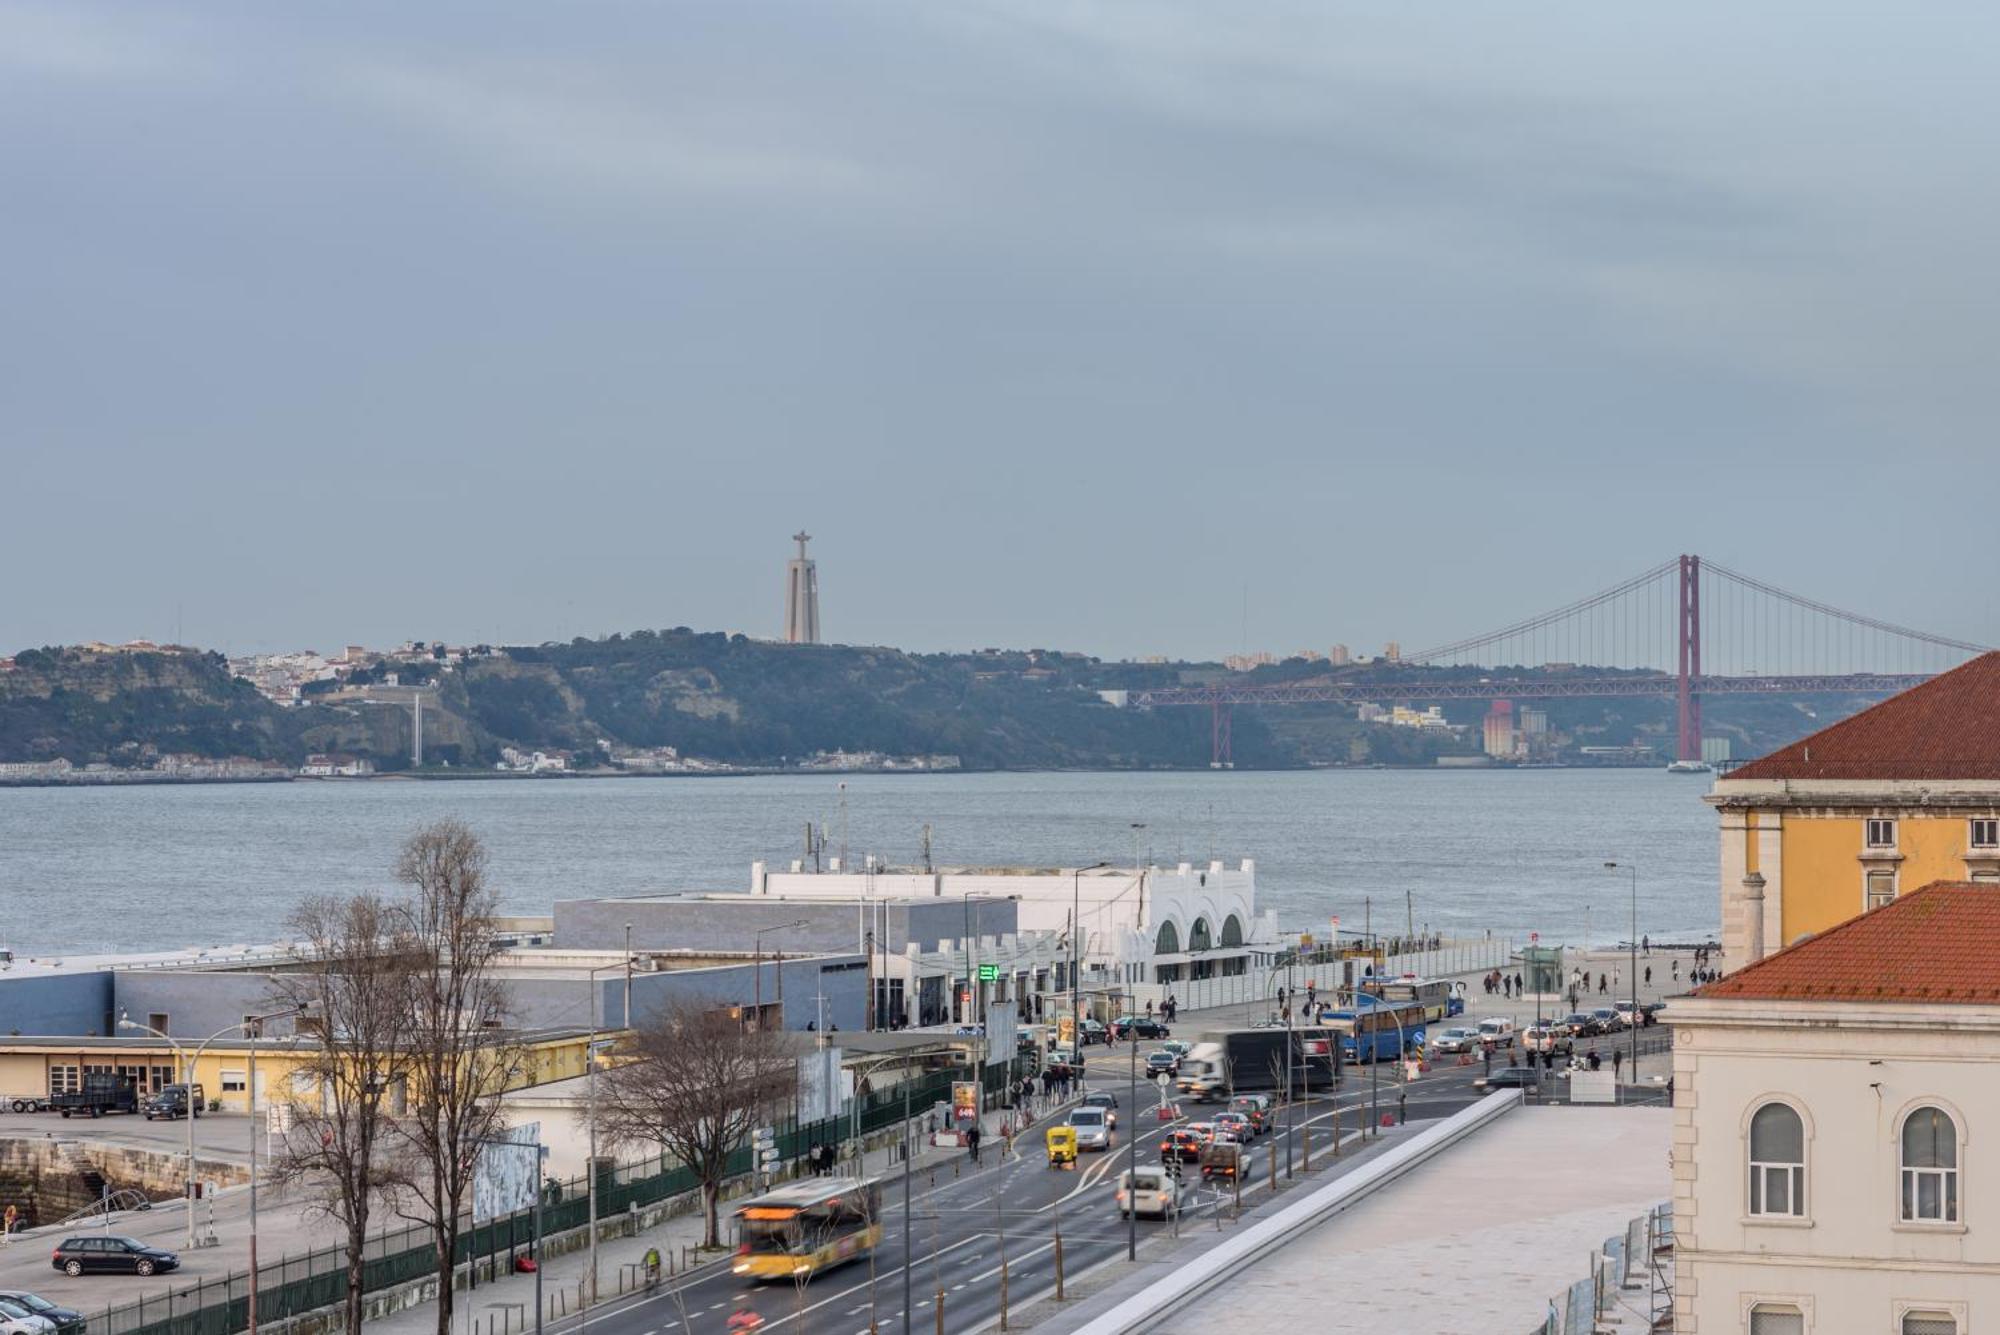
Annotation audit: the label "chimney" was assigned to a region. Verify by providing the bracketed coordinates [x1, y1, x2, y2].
[1742, 872, 1767, 962]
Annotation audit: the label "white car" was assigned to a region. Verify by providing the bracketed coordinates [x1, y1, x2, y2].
[1117, 1165, 1182, 1219]
[1430, 1026, 1480, 1055]
[0, 1300, 56, 1335]
[1476, 1017, 1517, 1049]
[1067, 1106, 1114, 1151]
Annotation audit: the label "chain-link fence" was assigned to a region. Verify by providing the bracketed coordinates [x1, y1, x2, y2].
[86, 1053, 1035, 1335]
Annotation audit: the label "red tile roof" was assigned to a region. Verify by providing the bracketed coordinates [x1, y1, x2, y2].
[1725, 652, 2000, 781]
[1698, 881, 2000, 1003]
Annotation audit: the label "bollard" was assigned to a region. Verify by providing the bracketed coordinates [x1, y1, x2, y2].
[1053, 1233, 1065, 1302]
[935, 1288, 946, 1335]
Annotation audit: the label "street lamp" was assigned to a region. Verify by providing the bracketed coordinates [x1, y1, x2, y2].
[753, 919, 810, 1032]
[839, 1054, 919, 1335]
[470, 1134, 548, 1335]
[1069, 862, 1109, 1054]
[241, 1004, 309, 1335]
[581, 959, 634, 1305]
[117, 1013, 249, 1249]
[1605, 862, 1639, 1090]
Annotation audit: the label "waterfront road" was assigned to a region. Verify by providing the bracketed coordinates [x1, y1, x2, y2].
[538, 1053, 1513, 1335]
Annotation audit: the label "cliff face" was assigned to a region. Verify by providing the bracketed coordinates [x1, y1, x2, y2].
[0, 647, 302, 765]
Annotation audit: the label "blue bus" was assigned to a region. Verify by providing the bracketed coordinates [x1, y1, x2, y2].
[1358, 976, 1461, 1022]
[1321, 997, 1427, 1063]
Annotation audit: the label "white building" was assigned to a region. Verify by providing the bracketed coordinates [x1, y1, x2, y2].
[749, 858, 1278, 990]
[1670, 880, 1998, 1335]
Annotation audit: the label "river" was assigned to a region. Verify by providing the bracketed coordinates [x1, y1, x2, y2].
[0, 769, 1719, 955]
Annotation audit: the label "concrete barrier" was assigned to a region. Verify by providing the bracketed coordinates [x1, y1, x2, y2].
[1069, 1089, 1524, 1334]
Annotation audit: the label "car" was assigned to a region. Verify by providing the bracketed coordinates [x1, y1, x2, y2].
[1159, 1128, 1207, 1162]
[1078, 1019, 1108, 1046]
[1111, 1016, 1170, 1040]
[1588, 1007, 1626, 1033]
[1144, 1050, 1180, 1077]
[1475, 1018, 1516, 1049]
[1228, 1094, 1273, 1134]
[1160, 1040, 1193, 1059]
[1559, 1013, 1600, 1037]
[0, 1299, 56, 1335]
[1066, 1107, 1114, 1151]
[1429, 1026, 1479, 1055]
[1210, 1112, 1254, 1143]
[1116, 1165, 1181, 1219]
[0, 1293, 83, 1335]
[1473, 1067, 1542, 1095]
[1081, 1091, 1119, 1127]
[1048, 1046, 1085, 1071]
[141, 1084, 204, 1122]
[1521, 1025, 1563, 1053]
[49, 1237, 180, 1278]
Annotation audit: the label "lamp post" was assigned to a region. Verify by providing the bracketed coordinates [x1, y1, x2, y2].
[470, 1135, 547, 1335]
[1069, 862, 1109, 1055]
[1123, 990, 1139, 1262]
[117, 1014, 246, 1249]
[1605, 862, 1639, 1090]
[753, 919, 809, 1032]
[241, 1004, 308, 1335]
[582, 959, 634, 1305]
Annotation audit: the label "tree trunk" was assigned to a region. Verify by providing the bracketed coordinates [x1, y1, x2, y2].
[703, 1181, 719, 1248]
[346, 1218, 369, 1335]
[434, 1164, 454, 1335]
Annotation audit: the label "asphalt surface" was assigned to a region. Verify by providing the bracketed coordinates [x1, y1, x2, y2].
[535, 1046, 1518, 1335]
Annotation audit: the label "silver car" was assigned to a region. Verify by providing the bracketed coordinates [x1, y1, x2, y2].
[1067, 1106, 1114, 1151]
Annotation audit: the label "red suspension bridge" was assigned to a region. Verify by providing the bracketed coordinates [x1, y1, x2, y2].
[1130, 555, 1991, 767]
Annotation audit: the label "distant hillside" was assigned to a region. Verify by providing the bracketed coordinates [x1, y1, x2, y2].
[0, 634, 1892, 774]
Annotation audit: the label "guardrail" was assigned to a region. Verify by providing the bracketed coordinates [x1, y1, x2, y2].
[1150, 937, 1515, 1016]
[1069, 1089, 1524, 1333]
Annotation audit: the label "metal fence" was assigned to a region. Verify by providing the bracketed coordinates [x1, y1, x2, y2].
[87, 1054, 1034, 1335]
[1149, 936, 1517, 1014]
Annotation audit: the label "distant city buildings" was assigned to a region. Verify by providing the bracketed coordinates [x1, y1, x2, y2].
[299, 753, 375, 777]
[783, 531, 822, 645]
[1383, 640, 1402, 662]
[1223, 651, 1278, 672]
[1328, 644, 1351, 665]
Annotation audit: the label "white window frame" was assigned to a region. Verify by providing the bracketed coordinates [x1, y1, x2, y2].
[1866, 817, 1898, 848]
[1899, 1104, 1962, 1225]
[1747, 1101, 1808, 1220]
[1971, 818, 1999, 850]
[1865, 868, 1897, 911]
[220, 1069, 248, 1093]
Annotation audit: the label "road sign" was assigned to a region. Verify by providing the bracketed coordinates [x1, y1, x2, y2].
[978, 964, 998, 982]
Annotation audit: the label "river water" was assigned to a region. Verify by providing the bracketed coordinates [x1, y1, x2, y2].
[0, 769, 1719, 956]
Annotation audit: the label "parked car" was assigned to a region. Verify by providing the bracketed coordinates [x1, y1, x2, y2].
[1116, 1165, 1181, 1218]
[141, 1085, 204, 1122]
[1144, 1050, 1180, 1078]
[1473, 1067, 1542, 1095]
[0, 1299, 56, 1335]
[49, 1237, 180, 1278]
[1476, 1018, 1517, 1050]
[1081, 1091, 1119, 1127]
[1066, 1107, 1114, 1151]
[0, 1293, 83, 1335]
[1111, 1016, 1171, 1040]
[1429, 1026, 1480, 1055]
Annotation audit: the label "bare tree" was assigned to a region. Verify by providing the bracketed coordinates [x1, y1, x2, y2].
[388, 820, 521, 1335]
[266, 894, 417, 1335]
[594, 997, 792, 1247]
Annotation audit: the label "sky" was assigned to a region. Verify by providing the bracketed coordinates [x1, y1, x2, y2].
[5, 1, 1999, 663]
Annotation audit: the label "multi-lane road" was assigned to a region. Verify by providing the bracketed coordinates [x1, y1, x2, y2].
[546, 1051, 1510, 1335]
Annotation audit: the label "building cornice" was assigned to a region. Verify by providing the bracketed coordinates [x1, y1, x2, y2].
[1669, 997, 2000, 1032]
[1708, 778, 2000, 811]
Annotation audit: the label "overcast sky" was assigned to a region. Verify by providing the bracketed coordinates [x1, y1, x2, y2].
[5, 1, 1998, 662]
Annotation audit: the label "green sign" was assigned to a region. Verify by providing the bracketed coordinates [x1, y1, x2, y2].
[978, 964, 998, 982]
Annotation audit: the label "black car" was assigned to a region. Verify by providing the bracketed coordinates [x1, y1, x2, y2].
[1474, 1067, 1541, 1094]
[1112, 1017, 1170, 1040]
[0, 1292, 86, 1333]
[49, 1237, 179, 1278]
[141, 1085, 203, 1122]
[1144, 1050, 1180, 1077]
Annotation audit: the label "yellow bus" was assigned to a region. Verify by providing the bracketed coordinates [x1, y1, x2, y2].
[732, 1179, 884, 1281]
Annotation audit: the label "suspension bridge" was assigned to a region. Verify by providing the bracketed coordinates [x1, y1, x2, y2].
[1130, 555, 1991, 767]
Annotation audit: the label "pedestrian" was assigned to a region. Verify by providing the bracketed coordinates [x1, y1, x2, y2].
[966, 1123, 982, 1165]
[1598, 973, 1608, 995]
[1613, 1049, 1624, 1079]
[1513, 972, 1523, 995]
[1672, 960, 1680, 981]
[1587, 1048, 1601, 1071]
[1642, 933, 1650, 956]
[1146, 1000, 1155, 1020]
[1482, 1047, 1492, 1078]
[1502, 976, 1511, 998]
[1644, 965, 1653, 987]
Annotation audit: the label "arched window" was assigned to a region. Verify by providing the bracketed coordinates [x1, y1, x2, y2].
[1154, 921, 1180, 955]
[1748, 1103, 1805, 1217]
[1749, 1307, 1804, 1335]
[1187, 918, 1213, 952]
[1219, 915, 1243, 948]
[1901, 1106, 1959, 1222]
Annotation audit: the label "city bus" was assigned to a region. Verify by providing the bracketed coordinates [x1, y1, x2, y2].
[1357, 976, 1461, 1022]
[1321, 998, 1427, 1063]
[732, 1179, 884, 1281]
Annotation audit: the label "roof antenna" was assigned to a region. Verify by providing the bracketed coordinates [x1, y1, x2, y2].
[920, 822, 933, 873]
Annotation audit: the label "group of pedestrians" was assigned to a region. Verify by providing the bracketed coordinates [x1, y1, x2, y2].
[804, 1141, 840, 1174]
[1482, 969, 1526, 997]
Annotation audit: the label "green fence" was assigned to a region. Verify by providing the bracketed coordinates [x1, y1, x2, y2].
[91, 1054, 1036, 1335]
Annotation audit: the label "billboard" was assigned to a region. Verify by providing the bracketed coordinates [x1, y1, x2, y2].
[472, 1123, 540, 1224]
[951, 1081, 979, 1126]
[797, 1046, 845, 1124]
[984, 1002, 1017, 1066]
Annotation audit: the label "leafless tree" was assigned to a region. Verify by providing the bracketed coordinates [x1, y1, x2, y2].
[593, 997, 792, 1247]
[388, 820, 521, 1335]
[266, 893, 418, 1335]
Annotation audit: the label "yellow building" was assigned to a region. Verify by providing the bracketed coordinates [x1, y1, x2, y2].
[1709, 653, 2000, 969]
[0, 1029, 596, 1112]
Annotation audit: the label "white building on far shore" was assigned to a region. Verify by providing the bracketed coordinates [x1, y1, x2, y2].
[749, 858, 1279, 989]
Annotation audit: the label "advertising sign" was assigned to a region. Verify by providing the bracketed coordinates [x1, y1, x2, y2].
[1057, 1015, 1076, 1047]
[472, 1123, 539, 1224]
[951, 1081, 979, 1126]
[985, 1002, 1017, 1066]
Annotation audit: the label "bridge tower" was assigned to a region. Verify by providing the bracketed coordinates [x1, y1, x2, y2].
[1677, 553, 1702, 763]
[1211, 699, 1233, 769]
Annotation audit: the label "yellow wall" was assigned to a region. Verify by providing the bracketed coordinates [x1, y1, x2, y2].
[1780, 814, 1990, 944]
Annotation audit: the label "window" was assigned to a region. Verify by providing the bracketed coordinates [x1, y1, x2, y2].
[1972, 819, 1999, 849]
[220, 1070, 247, 1093]
[1748, 1103, 1806, 1217]
[1749, 1305, 1804, 1335]
[1866, 869, 1897, 910]
[242, 1015, 264, 1039]
[1901, 1106, 1959, 1222]
[1867, 818, 1897, 848]
[146, 1012, 170, 1035]
[48, 1065, 79, 1096]
[1903, 1313, 1957, 1335]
